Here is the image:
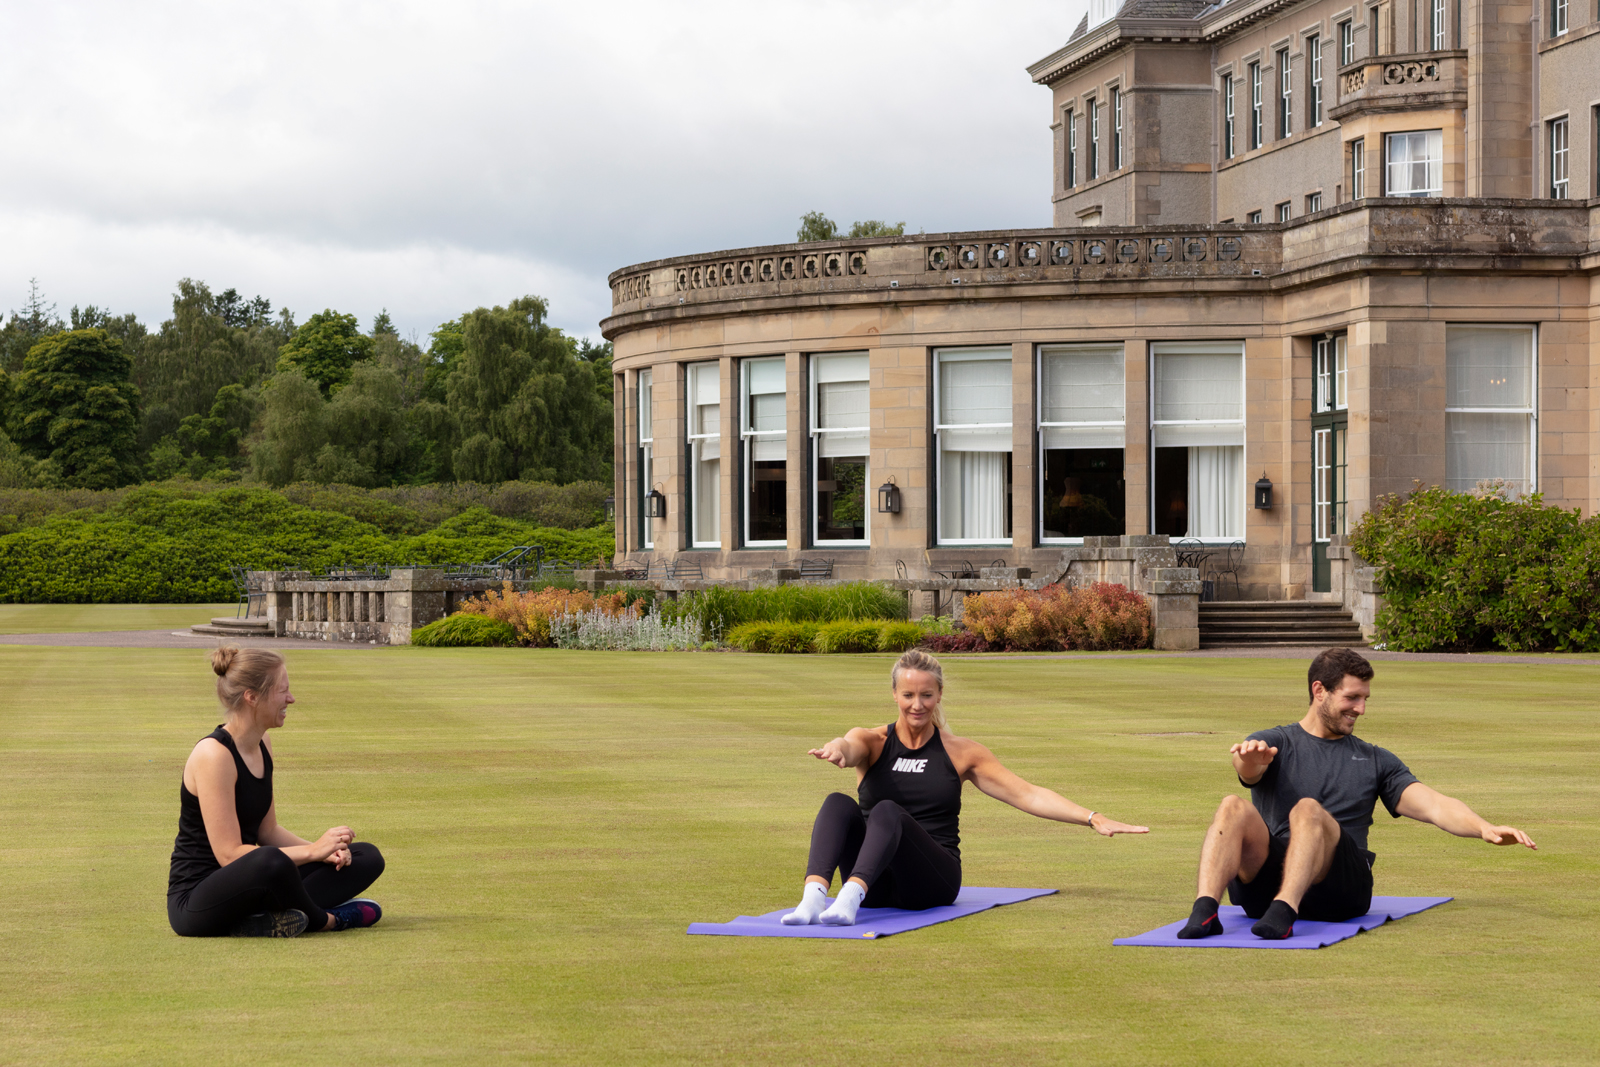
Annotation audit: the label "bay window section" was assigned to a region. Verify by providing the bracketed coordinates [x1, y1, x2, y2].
[1445, 325, 1536, 497]
[810, 352, 869, 545]
[1151, 342, 1245, 540]
[686, 361, 721, 548]
[936, 348, 1013, 544]
[1039, 344, 1125, 542]
[637, 369, 653, 549]
[741, 357, 787, 547]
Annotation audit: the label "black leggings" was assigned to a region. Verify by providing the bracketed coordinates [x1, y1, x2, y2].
[168, 842, 385, 937]
[805, 792, 961, 911]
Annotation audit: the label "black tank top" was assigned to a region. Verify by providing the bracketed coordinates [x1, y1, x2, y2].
[167, 726, 274, 896]
[857, 722, 962, 858]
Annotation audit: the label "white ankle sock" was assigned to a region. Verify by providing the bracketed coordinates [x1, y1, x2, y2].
[818, 882, 866, 926]
[780, 882, 830, 926]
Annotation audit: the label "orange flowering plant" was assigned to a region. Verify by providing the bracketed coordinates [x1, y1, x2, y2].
[959, 582, 1151, 651]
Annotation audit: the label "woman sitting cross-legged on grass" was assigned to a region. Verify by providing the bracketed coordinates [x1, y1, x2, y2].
[167, 646, 386, 938]
[782, 649, 1148, 926]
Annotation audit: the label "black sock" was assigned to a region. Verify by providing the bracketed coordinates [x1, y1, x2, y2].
[1177, 895, 1225, 939]
[1250, 900, 1298, 940]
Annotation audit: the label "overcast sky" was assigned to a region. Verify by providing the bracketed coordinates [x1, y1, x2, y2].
[0, 1, 1087, 345]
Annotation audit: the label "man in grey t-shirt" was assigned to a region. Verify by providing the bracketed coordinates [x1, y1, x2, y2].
[1177, 648, 1536, 940]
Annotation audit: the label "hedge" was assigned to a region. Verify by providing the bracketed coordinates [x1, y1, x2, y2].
[0, 484, 614, 603]
[727, 619, 926, 654]
[1349, 483, 1600, 652]
[410, 614, 518, 647]
[663, 582, 908, 642]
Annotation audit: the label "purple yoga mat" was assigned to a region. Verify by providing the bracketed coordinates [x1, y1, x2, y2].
[687, 886, 1058, 940]
[1113, 895, 1454, 949]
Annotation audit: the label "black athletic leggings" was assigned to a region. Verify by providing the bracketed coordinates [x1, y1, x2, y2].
[168, 842, 385, 937]
[805, 792, 961, 911]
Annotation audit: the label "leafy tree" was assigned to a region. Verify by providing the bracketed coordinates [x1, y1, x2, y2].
[324, 362, 413, 484]
[148, 384, 253, 481]
[134, 280, 288, 450]
[442, 296, 611, 484]
[248, 370, 329, 486]
[797, 211, 839, 242]
[847, 219, 906, 238]
[276, 309, 374, 396]
[798, 213, 908, 242]
[1, 279, 64, 374]
[5, 328, 142, 488]
[371, 309, 397, 336]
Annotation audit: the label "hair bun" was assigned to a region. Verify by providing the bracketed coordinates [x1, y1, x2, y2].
[211, 646, 239, 677]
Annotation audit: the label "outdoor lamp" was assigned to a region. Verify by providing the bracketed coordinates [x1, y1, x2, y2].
[876, 477, 901, 514]
[1254, 473, 1273, 510]
[646, 485, 667, 519]
[604, 495, 615, 521]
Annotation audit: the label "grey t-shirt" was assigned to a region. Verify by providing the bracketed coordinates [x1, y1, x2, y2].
[1242, 723, 1419, 860]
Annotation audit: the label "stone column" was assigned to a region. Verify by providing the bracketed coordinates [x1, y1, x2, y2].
[1124, 339, 1150, 534]
[1010, 341, 1035, 553]
[719, 355, 737, 561]
[785, 351, 806, 552]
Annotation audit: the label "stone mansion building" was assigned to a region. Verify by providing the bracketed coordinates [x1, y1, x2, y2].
[600, 0, 1599, 602]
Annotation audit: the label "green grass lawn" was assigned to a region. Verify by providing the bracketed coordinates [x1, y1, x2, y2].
[1, 645, 1595, 1065]
[0, 604, 236, 634]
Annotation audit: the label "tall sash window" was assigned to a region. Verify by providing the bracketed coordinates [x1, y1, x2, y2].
[687, 362, 721, 548]
[1446, 326, 1536, 498]
[1151, 342, 1245, 540]
[811, 353, 869, 545]
[936, 349, 1013, 544]
[637, 369, 653, 549]
[741, 357, 787, 547]
[1039, 345, 1125, 542]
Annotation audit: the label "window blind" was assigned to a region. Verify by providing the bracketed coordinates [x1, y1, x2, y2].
[1041, 344, 1124, 449]
[937, 351, 1012, 451]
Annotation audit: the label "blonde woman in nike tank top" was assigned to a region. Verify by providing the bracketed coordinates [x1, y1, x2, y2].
[780, 650, 1149, 927]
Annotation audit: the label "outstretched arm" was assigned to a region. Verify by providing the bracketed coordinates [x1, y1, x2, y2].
[1395, 782, 1536, 848]
[808, 728, 877, 770]
[964, 742, 1148, 836]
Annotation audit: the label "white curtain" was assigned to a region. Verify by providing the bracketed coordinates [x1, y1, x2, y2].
[694, 444, 720, 545]
[1385, 130, 1442, 196]
[1445, 326, 1534, 495]
[1446, 413, 1530, 495]
[1187, 445, 1242, 538]
[940, 451, 1006, 540]
[637, 370, 653, 443]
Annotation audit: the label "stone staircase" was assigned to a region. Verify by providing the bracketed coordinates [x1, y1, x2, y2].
[189, 616, 273, 638]
[1198, 601, 1367, 649]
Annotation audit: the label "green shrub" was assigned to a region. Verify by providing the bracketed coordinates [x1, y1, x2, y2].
[1349, 483, 1600, 652]
[876, 621, 926, 653]
[767, 622, 821, 654]
[410, 614, 517, 647]
[726, 621, 779, 653]
[960, 583, 1151, 651]
[0, 484, 614, 603]
[665, 582, 907, 642]
[813, 620, 884, 654]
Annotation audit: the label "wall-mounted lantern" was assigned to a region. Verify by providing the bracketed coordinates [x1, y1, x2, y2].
[604, 495, 615, 522]
[876, 476, 901, 514]
[645, 485, 667, 520]
[1254, 473, 1273, 510]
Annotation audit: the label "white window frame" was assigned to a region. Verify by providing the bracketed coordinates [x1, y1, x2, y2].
[1089, 98, 1100, 181]
[1112, 87, 1124, 170]
[1277, 201, 1293, 222]
[1551, 117, 1569, 199]
[1314, 334, 1348, 414]
[1553, 0, 1568, 35]
[1431, 0, 1447, 48]
[1250, 62, 1263, 149]
[1309, 35, 1323, 126]
[1307, 191, 1324, 213]
[637, 369, 654, 549]
[740, 357, 787, 549]
[1385, 129, 1443, 196]
[809, 352, 870, 547]
[686, 361, 722, 549]
[1278, 49, 1293, 139]
[1351, 138, 1366, 199]
[1150, 341, 1247, 543]
[1223, 75, 1236, 159]
[1037, 343, 1126, 546]
[1340, 20, 1354, 65]
[1066, 108, 1077, 188]
[1248, 210, 1264, 223]
[935, 347, 1014, 546]
[1445, 324, 1538, 496]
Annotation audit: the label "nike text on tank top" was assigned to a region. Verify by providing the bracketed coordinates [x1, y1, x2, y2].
[856, 723, 962, 858]
[167, 725, 274, 896]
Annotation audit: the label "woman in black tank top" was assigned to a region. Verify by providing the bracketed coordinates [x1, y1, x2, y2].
[167, 646, 386, 938]
[779, 650, 1149, 927]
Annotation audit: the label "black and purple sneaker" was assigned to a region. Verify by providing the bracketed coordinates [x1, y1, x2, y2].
[327, 898, 382, 931]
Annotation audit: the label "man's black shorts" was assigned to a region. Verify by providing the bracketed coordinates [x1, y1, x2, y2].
[1228, 829, 1374, 922]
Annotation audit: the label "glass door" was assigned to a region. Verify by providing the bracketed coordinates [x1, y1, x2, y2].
[1311, 334, 1348, 592]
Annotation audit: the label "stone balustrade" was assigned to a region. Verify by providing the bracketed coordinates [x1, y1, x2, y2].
[1329, 49, 1467, 120]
